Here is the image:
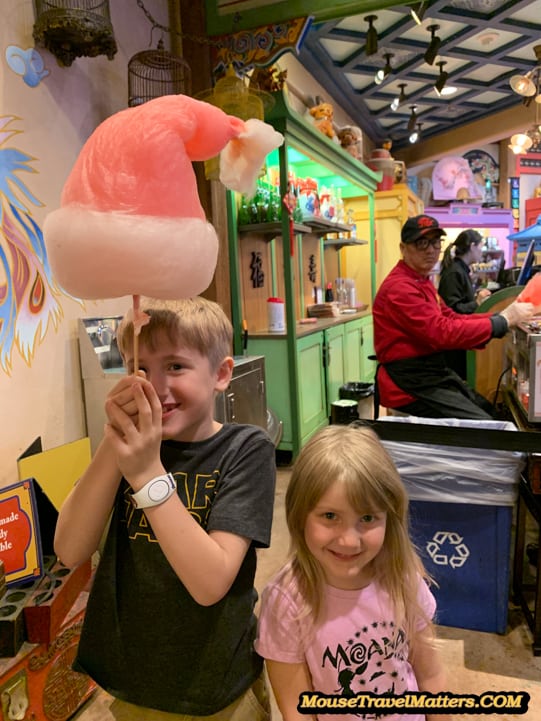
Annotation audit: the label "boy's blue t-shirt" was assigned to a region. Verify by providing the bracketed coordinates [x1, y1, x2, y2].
[74, 423, 276, 715]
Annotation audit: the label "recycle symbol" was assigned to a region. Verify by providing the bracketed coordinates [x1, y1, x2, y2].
[426, 531, 470, 569]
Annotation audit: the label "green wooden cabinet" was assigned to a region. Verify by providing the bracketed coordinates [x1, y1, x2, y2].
[360, 316, 377, 383]
[249, 332, 328, 452]
[344, 317, 363, 381]
[326, 317, 376, 410]
[228, 90, 379, 457]
[324, 324, 346, 413]
[249, 316, 375, 454]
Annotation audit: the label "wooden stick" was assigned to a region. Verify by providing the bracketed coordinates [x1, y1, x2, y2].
[132, 294, 140, 374]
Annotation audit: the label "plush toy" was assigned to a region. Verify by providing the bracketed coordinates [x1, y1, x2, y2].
[249, 65, 288, 93]
[309, 101, 335, 140]
[43, 94, 283, 302]
[337, 125, 362, 160]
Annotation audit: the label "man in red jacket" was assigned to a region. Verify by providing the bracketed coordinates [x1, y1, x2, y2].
[373, 215, 535, 418]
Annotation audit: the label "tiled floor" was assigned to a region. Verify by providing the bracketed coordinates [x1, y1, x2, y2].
[74, 467, 541, 720]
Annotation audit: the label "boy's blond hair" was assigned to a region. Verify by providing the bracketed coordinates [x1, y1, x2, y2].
[116, 297, 233, 370]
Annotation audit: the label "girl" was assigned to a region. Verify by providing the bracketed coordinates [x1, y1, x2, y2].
[439, 229, 491, 315]
[438, 230, 491, 378]
[255, 424, 448, 721]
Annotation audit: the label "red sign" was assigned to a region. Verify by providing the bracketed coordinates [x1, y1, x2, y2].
[0, 478, 43, 586]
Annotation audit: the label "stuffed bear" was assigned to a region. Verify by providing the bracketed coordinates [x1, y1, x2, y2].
[309, 101, 335, 140]
[337, 125, 362, 159]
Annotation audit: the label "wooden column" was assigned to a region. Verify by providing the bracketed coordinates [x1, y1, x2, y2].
[168, 0, 232, 318]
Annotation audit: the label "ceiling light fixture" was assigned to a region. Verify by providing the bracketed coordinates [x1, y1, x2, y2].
[407, 105, 418, 131]
[508, 93, 541, 154]
[375, 53, 394, 85]
[424, 24, 441, 66]
[410, 2, 427, 25]
[434, 60, 449, 96]
[364, 15, 378, 56]
[510, 44, 541, 103]
[390, 83, 407, 111]
[439, 84, 458, 97]
[508, 133, 532, 154]
[409, 122, 423, 144]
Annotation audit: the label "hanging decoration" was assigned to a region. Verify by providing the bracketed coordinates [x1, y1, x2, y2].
[33, 0, 117, 67]
[283, 186, 298, 257]
[128, 38, 192, 106]
[130, 0, 194, 107]
[196, 65, 275, 181]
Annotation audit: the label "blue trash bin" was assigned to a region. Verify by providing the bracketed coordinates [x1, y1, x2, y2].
[380, 416, 525, 634]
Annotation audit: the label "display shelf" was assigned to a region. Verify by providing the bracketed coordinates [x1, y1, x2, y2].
[238, 221, 311, 236]
[302, 215, 352, 234]
[324, 237, 368, 250]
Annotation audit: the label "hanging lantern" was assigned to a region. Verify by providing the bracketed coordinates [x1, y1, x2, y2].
[128, 39, 192, 107]
[33, 0, 117, 67]
[196, 65, 275, 181]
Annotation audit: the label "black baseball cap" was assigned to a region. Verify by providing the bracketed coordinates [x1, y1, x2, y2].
[401, 215, 446, 244]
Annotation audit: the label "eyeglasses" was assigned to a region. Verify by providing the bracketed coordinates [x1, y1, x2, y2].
[413, 236, 442, 251]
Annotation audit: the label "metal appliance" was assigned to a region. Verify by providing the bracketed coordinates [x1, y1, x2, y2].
[505, 320, 541, 423]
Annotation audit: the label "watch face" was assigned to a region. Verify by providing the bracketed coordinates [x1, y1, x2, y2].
[149, 478, 172, 502]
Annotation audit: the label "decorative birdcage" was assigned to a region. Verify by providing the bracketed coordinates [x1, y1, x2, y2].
[196, 65, 274, 180]
[128, 39, 192, 107]
[33, 0, 117, 67]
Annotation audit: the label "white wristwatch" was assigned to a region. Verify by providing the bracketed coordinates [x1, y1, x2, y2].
[130, 473, 176, 508]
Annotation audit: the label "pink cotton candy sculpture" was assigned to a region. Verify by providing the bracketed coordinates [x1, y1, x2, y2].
[43, 94, 283, 300]
[517, 272, 541, 307]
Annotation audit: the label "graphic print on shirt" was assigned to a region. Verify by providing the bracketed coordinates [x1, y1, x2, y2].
[122, 469, 219, 541]
[321, 619, 409, 718]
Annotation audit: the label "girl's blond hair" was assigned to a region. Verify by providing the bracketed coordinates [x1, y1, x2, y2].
[116, 296, 232, 370]
[284, 423, 433, 652]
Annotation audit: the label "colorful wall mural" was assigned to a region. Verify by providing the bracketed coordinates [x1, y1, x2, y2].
[0, 116, 77, 375]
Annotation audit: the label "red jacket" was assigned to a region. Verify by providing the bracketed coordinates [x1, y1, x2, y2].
[373, 261, 495, 408]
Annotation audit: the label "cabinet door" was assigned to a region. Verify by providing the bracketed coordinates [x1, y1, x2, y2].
[297, 332, 328, 444]
[343, 318, 363, 381]
[324, 324, 346, 411]
[360, 316, 376, 382]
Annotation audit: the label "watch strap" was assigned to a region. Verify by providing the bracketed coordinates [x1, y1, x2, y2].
[130, 473, 176, 508]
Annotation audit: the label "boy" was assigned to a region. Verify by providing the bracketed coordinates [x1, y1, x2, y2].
[54, 297, 276, 720]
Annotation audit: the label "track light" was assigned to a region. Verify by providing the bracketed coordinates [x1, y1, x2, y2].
[434, 60, 448, 96]
[364, 15, 378, 56]
[407, 105, 418, 132]
[409, 122, 423, 144]
[390, 83, 407, 111]
[410, 2, 427, 25]
[375, 53, 394, 85]
[424, 24, 441, 66]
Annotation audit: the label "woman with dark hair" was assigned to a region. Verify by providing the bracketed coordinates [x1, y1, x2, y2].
[438, 229, 492, 378]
